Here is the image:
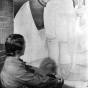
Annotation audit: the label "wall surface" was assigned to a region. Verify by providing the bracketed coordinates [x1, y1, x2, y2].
[0, 0, 13, 44]
[0, 0, 13, 72]
[0, 44, 5, 72]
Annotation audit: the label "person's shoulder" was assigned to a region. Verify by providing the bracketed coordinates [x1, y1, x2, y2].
[4, 57, 24, 72]
[5, 57, 22, 65]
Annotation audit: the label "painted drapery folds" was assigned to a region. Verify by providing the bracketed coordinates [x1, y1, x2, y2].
[44, 0, 88, 81]
[14, 1, 48, 62]
[14, 0, 88, 81]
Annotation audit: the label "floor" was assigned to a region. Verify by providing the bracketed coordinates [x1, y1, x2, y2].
[62, 80, 88, 88]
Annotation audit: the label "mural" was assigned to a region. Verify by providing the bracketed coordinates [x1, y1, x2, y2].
[14, 0, 88, 81]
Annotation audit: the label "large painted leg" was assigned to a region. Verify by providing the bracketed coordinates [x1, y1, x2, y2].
[69, 26, 79, 73]
[70, 54, 78, 73]
[60, 43, 71, 64]
[59, 43, 71, 76]
[47, 38, 59, 65]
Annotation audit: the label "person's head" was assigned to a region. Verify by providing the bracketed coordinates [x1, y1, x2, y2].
[5, 34, 25, 57]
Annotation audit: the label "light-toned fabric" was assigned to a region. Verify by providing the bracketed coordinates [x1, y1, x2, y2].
[74, 0, 88, 79]
[44, 0, 77, 65]
[59, 0, 88, 80]
[14, 1, 48, 62]
[44, 0, 77, 42]
[44, 0, 88, 81]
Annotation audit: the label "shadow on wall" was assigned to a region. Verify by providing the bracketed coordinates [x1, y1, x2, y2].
[39, 57, 75, 88]
[39, 57, 57, 74]
[62, 84, 75, 88]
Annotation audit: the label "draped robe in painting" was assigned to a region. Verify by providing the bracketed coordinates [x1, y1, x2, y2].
[44, 0, 77, 73]
[44, 0, 88, 81]
[74, 2, 88, 80]
[14, 1, 48, 63]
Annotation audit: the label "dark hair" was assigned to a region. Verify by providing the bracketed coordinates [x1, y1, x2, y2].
[5, 34, 25, 56]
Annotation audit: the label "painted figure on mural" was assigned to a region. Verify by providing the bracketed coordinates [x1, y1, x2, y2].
[43, 0, 88, 77]
[43, 0, 88, 80]
[44, 0, 77, 75]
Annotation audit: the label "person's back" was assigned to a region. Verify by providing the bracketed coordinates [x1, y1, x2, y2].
[1, 57, 27, 88]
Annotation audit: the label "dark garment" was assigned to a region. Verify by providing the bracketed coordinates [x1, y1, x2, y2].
[0, 57, 59, 88]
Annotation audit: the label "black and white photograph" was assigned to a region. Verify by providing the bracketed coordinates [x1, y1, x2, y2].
[0, 0, 88, 88]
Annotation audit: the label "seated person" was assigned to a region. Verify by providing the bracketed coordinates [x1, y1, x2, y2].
[0, 34, 64, 88]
